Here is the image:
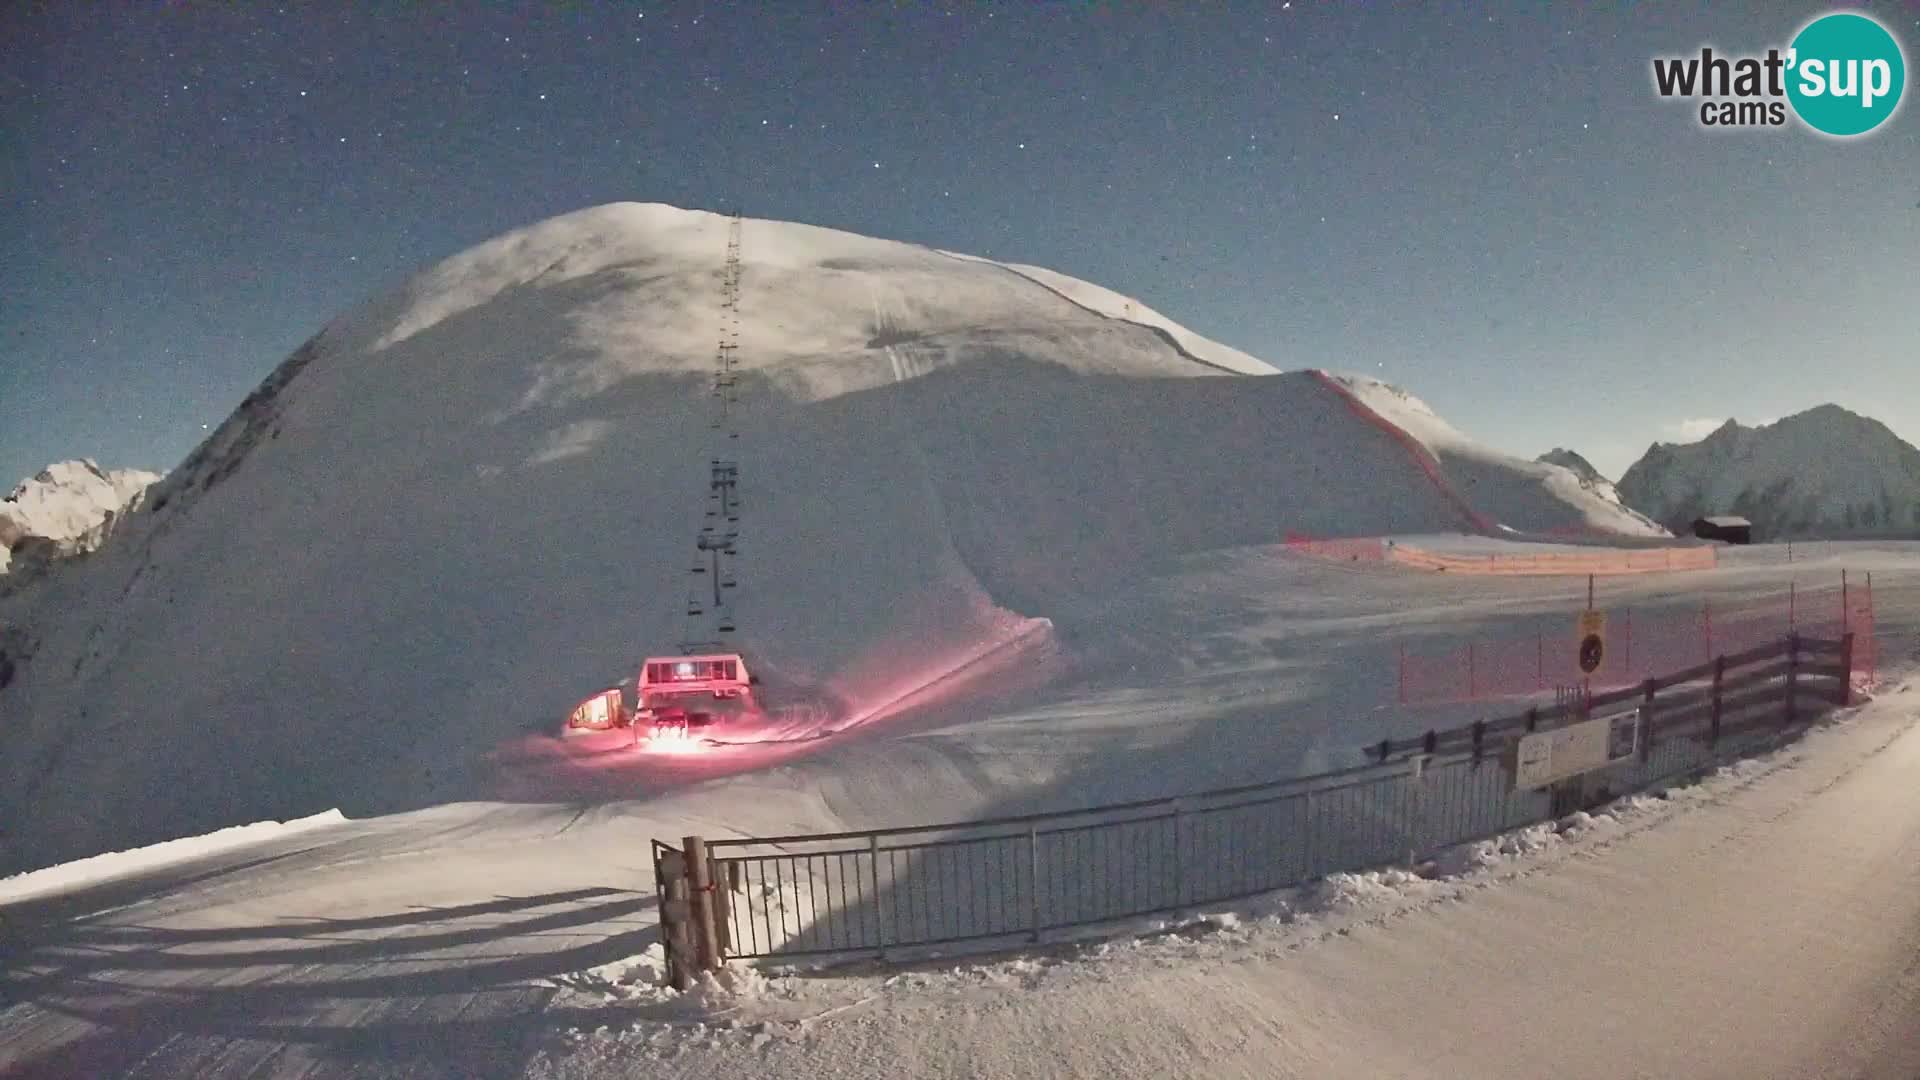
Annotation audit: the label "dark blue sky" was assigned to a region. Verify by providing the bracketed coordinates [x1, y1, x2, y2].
[5, 2, 1917, 484]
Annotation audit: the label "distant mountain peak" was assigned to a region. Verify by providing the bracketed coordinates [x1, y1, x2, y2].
[1537, 447, 1604, 481]
[0, 459, 162, 579]
[1618, 403, 1920, 539]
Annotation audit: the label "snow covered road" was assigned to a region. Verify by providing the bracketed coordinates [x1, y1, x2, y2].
[0, 805, 666, 1078]
[533, 682, 1920, 1080]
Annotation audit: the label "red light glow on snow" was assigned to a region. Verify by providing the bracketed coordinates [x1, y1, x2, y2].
[494, 587, 1067, 802]
[641, 731, 710, 755]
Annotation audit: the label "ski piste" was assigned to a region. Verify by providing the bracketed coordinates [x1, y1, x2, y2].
[562, 211, 803, 751]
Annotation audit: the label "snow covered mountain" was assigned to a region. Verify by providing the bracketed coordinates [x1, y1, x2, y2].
[1537, 448, 1607, 492]
[1536, 447, 1634, 509]
[0, 459, 161, 578]
[0, 203, 1670, 871]
[1617, 406, 1920, 540]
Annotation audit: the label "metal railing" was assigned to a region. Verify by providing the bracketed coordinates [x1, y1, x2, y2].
[654, 634, 1854, 977]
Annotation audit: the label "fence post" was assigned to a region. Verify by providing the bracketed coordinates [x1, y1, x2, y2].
[1028, 824, 1042, 942]
[1398, 642, 1407, 706]
[869, 834, 887, 957]
[1639, 679, 1655, 763]
[1858, 568, 1873, 684]
[1173, 799, 1190, 909]
[1703, 599, 1714, 664]
[658, 848, 695, 991]
[1866, 572, 1875, 688]
[652, 844, 671, 986]
[1301, 787, 1317, 880]
[1784, 634, 1799, 728]
[1838, 632, 1855, 706]
[712, 858, 733, 956]
[1406, 757, 1426, 868]
[684, 835, 722, 974]
[1710, 655, 1725, 746]
[1841, 570, 1848, 639]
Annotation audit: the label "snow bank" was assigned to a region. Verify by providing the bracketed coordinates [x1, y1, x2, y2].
[0, 808, 346, 904]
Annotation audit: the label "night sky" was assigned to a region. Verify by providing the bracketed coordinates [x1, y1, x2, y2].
[5, 2, 1917, 486]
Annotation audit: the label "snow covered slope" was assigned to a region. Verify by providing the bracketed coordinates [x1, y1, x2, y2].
[0, 203, 1664, 872]
[937, 252, 1275, 375]
[1618, 406, 1920, 540]
[1326, 375, 1668, 538]
[1536, 447, 1628, 506]
[0, 459, 160, 576]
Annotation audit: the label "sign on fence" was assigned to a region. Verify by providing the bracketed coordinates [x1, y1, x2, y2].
[1577, 610, 1607, 675]
[1512, 709, 1638, 790]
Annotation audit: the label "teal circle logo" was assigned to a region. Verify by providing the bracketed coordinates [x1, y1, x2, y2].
[1786, 12, 1906, 136]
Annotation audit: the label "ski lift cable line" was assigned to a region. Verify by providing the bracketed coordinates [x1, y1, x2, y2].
[681, 210, 748, 651]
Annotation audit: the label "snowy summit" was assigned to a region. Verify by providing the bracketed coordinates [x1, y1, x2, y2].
[0, 459, 160, 577]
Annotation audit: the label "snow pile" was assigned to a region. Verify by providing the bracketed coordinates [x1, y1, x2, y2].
[548, 945, 797, 1038]
[0, 808, 345, 904]
[0, 202, 1693, 872]
[1302, 866, 1436, 911]
[550, 944, 676, 1006]
[1618, 406, 1920, 539]
[0, 459, 161, 576]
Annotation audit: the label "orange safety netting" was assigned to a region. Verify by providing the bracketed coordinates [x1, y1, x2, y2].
[1398, 576, 1877, 706]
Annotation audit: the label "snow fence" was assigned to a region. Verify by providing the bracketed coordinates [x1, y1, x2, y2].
[1282, 532, 1717, 576]
[1398, 575, 1877, 706]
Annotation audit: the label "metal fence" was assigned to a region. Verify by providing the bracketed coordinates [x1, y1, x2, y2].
[655, 635, 1855, 973]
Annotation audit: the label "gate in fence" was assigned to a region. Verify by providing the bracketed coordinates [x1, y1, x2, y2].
[652, 634, 1856, 987]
